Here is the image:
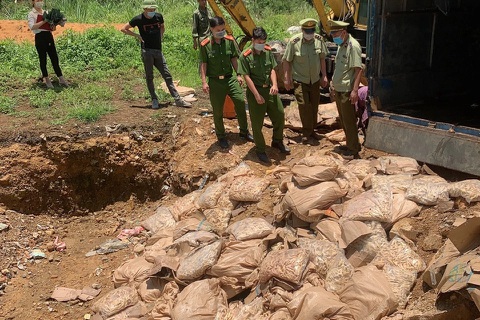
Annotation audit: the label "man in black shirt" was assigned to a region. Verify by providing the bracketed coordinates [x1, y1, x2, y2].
[121, 0, 192, 109]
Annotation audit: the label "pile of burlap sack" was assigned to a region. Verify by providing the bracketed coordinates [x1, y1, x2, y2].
[89, 151, 480, 319]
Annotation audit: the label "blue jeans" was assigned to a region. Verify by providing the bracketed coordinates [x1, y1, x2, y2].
[141, 48, 180, 101]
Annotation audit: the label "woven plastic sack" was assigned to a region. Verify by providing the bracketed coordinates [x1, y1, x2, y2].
[291, 164, 338, 187]
[170, 190, 202, 220]
[227, 217, 274, 241]
[91, 286, 138, 318]
[141, 206, 176, 233]
[371, 174, 413, 194]
[391, 193, 421, 224]
[448, 179, 480, 203]
[113, 256, 155, 288]
[342, 159, 376, 180]
[346, 221, 389, 267]
[338, 265, 398, 320]
[173, 217, 214, 240]
[382, 263, 417, 308]
[204, 207, 231, 234]
[171, 278, 228, 320]
[229, 176, 269, 202]
[138, 277, 166, 303]
[375, 156, 420, 175]
[405, 175, 450, 205]
[341, 184, 393, 222]
[258, 249, 310, 286]
[151, 281, 179, 320]
[372, 236, 426, 273]
[197, 181, 228, 209]
[217, 162, 253, 184]
[297, 238, 353, 293]
[173, 230, 218, 247]
[282, 181, 346, 222]
[287, 286, 354, 320]
[176, 240, 222, 280]
[297, 153, 342, 168]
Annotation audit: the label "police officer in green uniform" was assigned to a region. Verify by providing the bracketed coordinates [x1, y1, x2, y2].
[329, 20, 363, 159]
[282, 18, 328, 144]
[200, 16, 253, 149]
[238, 27, 290, 164]
[192, 0, 211, 50]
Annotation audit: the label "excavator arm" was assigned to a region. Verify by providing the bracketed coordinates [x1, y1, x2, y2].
[207, 0, 257, 50]
[312, 0, 359, 34]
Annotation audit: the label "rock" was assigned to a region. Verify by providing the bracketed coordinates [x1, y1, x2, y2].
[0, 223, 9, 232]
[421, 233, 443, 251]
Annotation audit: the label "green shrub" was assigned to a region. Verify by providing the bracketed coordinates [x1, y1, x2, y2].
[0, 95, 16, 114]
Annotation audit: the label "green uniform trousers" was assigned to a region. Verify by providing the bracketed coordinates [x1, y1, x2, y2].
[293, 80, 321, 137]
[246, 87, 285, 153]
[208, 76, 249, 139]
[334, 91, 361, 153]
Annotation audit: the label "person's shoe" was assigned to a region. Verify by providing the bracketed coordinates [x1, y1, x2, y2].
[239, 131, 254, 142]
[311, 132, 324, 140]
[271, 140, 291, 154]
[218, 138, 229, 149]
[301, 136, 310, 145]
[340, 149, 360, 160]
[152, 99, 160, 110]
[175, 98, 192, 108]
[58, 76, 69, 87]
[45, 78, 54, 89]
[256, 152, 270, 164]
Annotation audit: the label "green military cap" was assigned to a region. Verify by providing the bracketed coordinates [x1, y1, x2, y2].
[328, 20, 349, 31]
[300, 18, 317, 29]
[142, 0, 158, 9]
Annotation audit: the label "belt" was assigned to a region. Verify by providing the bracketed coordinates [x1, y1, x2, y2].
[255, 84, 270, 88]
[211, 74, 232, 79]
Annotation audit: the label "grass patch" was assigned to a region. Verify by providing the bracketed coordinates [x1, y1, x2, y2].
[0, 95, 16, 114]
[66, 102, 114, 123]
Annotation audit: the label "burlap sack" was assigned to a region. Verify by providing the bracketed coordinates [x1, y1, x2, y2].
[91, 286, 139, 318]
[141, 206, 176, 233]
[259, 249, 310, 287]
[113, 257, 155, 288]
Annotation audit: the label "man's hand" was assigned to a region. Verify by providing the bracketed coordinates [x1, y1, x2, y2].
[202, 82, 210, 94]
[270, 85, 278, 96]
[255, 93, 265, 104]
[350, 89, 358, 105]
[320, 75, 328, 88]
[193, 39, 198, 50]
[237, 75, 244, 87]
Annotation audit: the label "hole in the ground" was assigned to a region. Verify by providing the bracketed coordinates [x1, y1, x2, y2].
[0, 138, 175, 215]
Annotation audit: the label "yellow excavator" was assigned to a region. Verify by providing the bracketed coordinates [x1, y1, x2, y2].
[312, 0, 367, 35]
[206, 0, 256, 51]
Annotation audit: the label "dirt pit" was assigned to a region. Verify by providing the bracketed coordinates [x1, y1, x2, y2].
[0, 19, 479, 320]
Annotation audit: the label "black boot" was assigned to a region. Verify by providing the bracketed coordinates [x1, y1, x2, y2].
[256, 152, 270, 164]
[271, 140, 291, 154]
[239, 131, 254, 142]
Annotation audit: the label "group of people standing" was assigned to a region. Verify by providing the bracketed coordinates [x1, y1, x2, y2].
[28, 0, 364, 163]
[192, 0, 363, 162]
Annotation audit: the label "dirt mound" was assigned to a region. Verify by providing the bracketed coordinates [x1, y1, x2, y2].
[0, 20, 123, 43]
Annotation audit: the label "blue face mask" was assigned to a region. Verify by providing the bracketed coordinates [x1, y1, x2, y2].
[333, 36, 344, 45]
[146, 11, 156, 18]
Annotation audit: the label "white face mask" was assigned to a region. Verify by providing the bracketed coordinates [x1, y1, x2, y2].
[303, 33, 314, 41]
[253, 43, 265, 51]
[214, 30, 226, 39]
[34, 1, 44, 9]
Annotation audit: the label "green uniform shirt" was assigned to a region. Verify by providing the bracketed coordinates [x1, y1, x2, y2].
[282, 33, 328, 84]
[237, 46, 277, 87]
[200, 36, 239, 78]
[332, 35, 362, 92]
[192, 6, 211, 39]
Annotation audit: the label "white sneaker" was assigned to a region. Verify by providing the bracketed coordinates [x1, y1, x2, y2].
[175, 98, 192, 108]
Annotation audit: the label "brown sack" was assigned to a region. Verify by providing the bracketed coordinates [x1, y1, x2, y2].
[287, 286, 354, 320]
[137, 277, 167, 303]
[282, 181, 346, 222]
[227, 217, 274, 241]
[171, 278, 228, 320]
[259, 249, 310, 287]
[151, 281, 179, 320]
[113, 257, 155, 288]
[209, 239, 266, 282]
[91, 286, 139, 319]
[176, 240, 222, 281]
[338, 265, 398, 320]
[291, 164, 338, 187]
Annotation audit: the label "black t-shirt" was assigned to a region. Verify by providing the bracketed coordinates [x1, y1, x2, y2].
[129, 13, 164, 50]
